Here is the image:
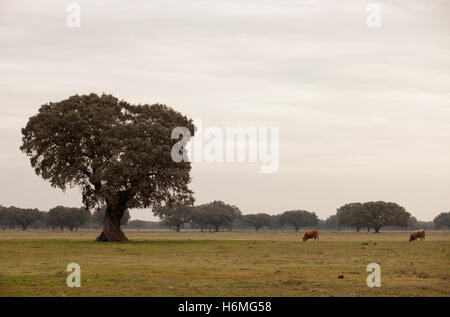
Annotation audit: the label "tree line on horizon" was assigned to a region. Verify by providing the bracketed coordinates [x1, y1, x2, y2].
[0, 205, 130, 231]
[1, 201, 449, 232]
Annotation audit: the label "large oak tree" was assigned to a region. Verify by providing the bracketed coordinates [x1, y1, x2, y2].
[363, 201, 410, 233]
[336, 201, 410, 233]
[21, 93, 195, 241]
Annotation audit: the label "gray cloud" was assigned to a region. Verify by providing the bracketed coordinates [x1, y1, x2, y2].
[0, 0, 449, 221]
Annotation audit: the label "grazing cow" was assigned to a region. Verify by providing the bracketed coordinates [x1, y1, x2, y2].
[409, 230, 425, 242]
[303, 230, 319, 242]
[170, 226, 178, 232]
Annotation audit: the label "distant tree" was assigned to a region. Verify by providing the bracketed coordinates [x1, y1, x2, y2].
[242, 213, 272, 231]
[190, 208, 211, 232]
[0, 205, 7, 227]
[45, 208, 59, 230]
[21, 93, 195, 241]
[336, 202, 410, 233]
[8, 207, 43, 231]
[91, 206, 130, 229]
[321, 214, 339, 230]
[407, 216, 418, 229]
[0, 206, 17, 229]
[416, 221, 435, 230]
[47, 206, 70, 230]
[336, 203, 370, 232]
[270, 215, 282, 230]
[363, 201, 410, 233]
[65, 207, 91, 231]
[279, 210, 319, 232]
[197, 201, 241, 232]
[434, 212, 450, 229]
[153, 204, 193, 232]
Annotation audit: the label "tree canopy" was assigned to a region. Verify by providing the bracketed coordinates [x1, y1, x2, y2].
[195, 201, 241, 232]
[337, 203, 371, 232]
[242, 213, 272, 231]
[279, 210, 318, 231]
[153, 204, 193, 231]
[336, 201, 410, 233]
[1, 206, 43, 230]
[433, 212, 450, 229]
[46, 206, 91, 231]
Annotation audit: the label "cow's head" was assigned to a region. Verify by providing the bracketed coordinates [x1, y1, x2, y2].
[302, 235, 307, 241]
[409, 234, 415, 242]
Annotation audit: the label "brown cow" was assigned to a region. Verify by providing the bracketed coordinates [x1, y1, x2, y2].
[409, 230, 425, 242]
[303, 230, 319, 242]
[170, 226, 178, 232]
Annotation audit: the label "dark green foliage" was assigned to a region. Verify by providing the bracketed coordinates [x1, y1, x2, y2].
[46, 206, 91, 230]
[407, 216, 418, 229]
[194, 201, 241, 232]
[279, 210, 319, 231]
[153, 204, 193, 231]
[336, 201, 410, 233]
[336, 202, 370, 232]
[190, 208, 211, 232]
[20, 93, 195, 241]
[319, 214, 339, 230]
[0, 205, 7, 227]
[270, 214, 282, 229]
[242, 213, 272, 231]
[363, 201, 410, 233]
[434, 212, 450, 229]
[1, 206, 43, 230]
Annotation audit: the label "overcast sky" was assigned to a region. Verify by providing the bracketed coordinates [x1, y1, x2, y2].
[1, 0, 449, 221]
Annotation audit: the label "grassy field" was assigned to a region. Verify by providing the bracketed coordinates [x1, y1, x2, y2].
[0, 230, 449, 297]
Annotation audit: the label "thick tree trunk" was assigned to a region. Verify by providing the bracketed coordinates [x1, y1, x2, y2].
[374, 226, 382, 233]
[95, 204, 129, 242]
